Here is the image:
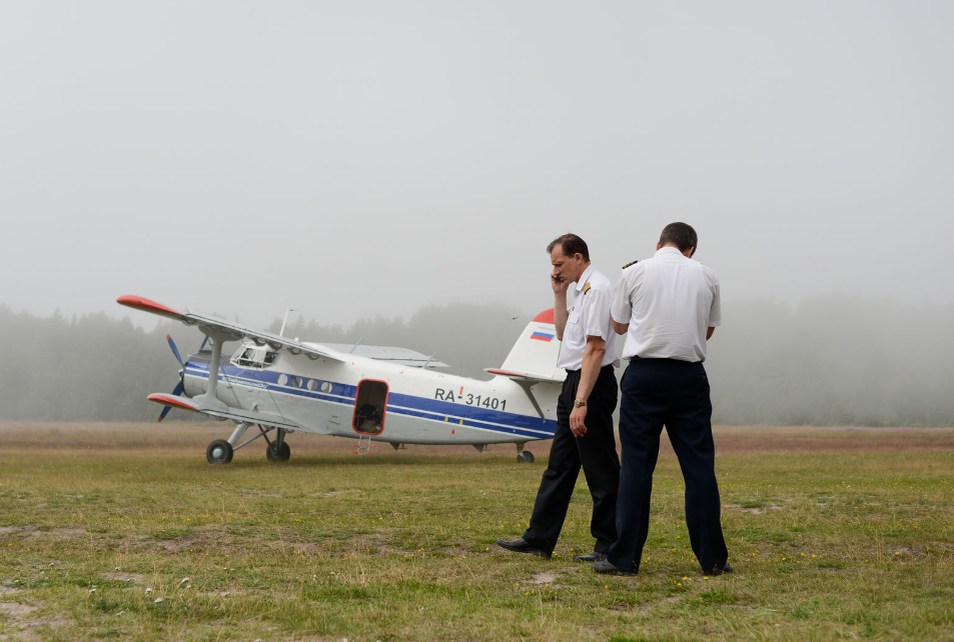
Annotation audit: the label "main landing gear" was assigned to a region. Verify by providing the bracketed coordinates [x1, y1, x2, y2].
[516, 443, 534, 464]
[206, 422, 291, 464]
[206, 439, 233, 464]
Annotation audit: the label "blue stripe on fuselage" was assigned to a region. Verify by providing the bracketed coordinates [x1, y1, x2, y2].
[184, 362, 554, 439]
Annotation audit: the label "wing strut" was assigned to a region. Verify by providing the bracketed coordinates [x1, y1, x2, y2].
[513, 380, 545, 419]
[192, 331, 231, 412]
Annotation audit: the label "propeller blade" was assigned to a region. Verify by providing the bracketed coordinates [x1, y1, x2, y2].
[157, 380, 184, 422]
[167, 334, 184, 366]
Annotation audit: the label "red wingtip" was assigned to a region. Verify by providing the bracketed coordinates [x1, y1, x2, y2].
[532, 308, 555, 324]
[147, 393, 197, 412]
[486, 369, 523, 377]
[117, 295, 183, 320]
[157, 416, 163, 423]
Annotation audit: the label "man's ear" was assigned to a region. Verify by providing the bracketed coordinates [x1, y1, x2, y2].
[656, 242, 662, 251]
[686, 246, 696, 258]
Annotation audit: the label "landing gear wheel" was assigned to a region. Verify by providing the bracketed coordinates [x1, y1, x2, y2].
[517, 450, 534, 464]
[266, 441, 291, 462]
[206, 439, 234, 464]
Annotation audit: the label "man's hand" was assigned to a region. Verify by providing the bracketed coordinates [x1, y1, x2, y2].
[570, 405, 587, 436]
[551, 269, 570, 295]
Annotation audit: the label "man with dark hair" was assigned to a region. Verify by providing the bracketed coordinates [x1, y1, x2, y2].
[496, 233, 620, 561]
[593, 222, 730, 576]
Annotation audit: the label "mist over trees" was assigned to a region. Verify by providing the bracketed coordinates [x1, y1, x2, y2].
[1, 297, 952, 426]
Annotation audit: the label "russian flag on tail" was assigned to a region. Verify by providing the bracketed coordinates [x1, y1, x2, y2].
[530, 330, 555, 342]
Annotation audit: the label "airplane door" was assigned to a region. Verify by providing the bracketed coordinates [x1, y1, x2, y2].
[353, 379, 388, 435]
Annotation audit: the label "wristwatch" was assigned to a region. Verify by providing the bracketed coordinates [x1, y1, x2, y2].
[573, 399, 587, 408]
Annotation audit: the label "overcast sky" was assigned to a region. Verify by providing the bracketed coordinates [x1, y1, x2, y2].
[2, 1, 952, 329]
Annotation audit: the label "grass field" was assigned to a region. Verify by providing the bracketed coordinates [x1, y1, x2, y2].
[1, 422, 953, 641]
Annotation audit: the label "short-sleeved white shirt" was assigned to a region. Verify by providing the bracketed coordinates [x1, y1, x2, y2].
[557, 263, 620, 370]
[611, 247, 722, 362]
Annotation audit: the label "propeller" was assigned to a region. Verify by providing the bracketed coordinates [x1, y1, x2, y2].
[158, 380, 183, 422]
[158, 333, 205, 422]
[167, 334, 183, 366]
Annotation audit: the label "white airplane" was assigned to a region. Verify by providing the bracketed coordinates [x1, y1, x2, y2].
[117, 295, 565, 464]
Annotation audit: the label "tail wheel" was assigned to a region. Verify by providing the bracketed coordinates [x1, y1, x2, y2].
[517, 450, 534, 464]
[266, 441, 291, 462]
[207, 439, 234, 464]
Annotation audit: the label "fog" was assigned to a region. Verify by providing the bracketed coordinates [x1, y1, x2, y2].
[3, 298, 952, 426]
[1, 2, 952, 425]
[1, 1, 953, 330]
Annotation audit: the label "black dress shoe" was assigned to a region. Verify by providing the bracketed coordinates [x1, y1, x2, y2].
[573, 551, 606, 562]
[592, 559, 636, 576]
[709, 562, 733, 576]
[495, 538, 551, 558]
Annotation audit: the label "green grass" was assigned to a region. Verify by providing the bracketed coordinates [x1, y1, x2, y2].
[1, 423, 953, 641]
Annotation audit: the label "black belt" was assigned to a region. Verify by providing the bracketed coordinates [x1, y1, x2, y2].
[565, 364, 615, 374]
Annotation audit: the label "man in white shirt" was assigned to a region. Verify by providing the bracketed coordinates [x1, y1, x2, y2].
[593, 222, 730, 577]
[497, 234, 621, 561]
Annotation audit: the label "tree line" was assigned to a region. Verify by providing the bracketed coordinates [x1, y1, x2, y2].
[1, 297, 951, 426]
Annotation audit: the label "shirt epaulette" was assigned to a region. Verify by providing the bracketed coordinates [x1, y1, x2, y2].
[582, 282, 591, 295]
[621, 259, 639, 270]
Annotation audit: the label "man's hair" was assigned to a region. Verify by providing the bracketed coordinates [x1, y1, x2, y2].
[546, 233, 590, 261]
[659, 222, 698, 253]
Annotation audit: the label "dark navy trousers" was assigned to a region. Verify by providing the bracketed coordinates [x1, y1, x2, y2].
[608, 358, 728, 573]
[522, 364, 620, 554]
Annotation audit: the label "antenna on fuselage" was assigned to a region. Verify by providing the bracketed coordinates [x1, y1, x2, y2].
[279, 309, 297, 337]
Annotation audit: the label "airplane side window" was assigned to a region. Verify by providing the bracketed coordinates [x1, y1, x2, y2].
[232, 346, 280, 369]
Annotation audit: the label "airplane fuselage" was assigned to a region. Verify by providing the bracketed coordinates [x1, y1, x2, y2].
[183, 347, 560, 446]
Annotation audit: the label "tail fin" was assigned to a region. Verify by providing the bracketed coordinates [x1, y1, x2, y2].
[486, 309, 565, 382]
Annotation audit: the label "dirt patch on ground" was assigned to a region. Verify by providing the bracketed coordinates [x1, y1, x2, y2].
[3, 422, 951, 459]
[28, 528, 87, 539]
[0, 602, 37, 617]
[707, 426, 954, 454]
[138, 527, 225, 553]
[0, 526, 89, 540]
[528, 571, 564, 588]
[725, 503, 785, 515]
[102, 571, 144, 583]
[0, 526, 31, 535]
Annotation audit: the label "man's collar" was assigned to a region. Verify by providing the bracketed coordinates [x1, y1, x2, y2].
[575, 263, 596, 292]
[654, 246, 686, 258]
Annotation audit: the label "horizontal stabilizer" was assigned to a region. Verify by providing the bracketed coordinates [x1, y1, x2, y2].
[147, 393, 302, 431]
[484, 368, 563, 384]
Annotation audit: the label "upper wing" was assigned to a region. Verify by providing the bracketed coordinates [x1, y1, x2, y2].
[319, 344, 449, 369]
[117, 295, 345, 362]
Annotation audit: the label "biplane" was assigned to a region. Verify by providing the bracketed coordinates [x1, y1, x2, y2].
[117, 295, 565, 464]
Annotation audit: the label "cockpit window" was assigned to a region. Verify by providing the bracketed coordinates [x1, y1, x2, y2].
[232, 345, 279, 368]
